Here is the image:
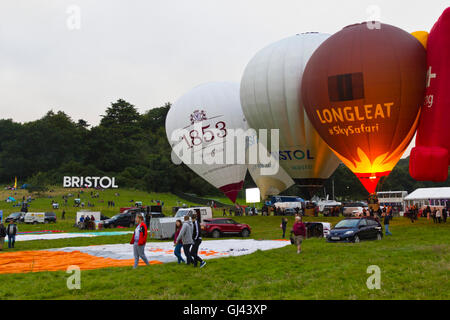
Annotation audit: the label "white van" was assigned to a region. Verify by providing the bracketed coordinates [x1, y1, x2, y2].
[174, 207, 212, 221]
[149, 207, 213, 239]
[24, 212, 45, 224]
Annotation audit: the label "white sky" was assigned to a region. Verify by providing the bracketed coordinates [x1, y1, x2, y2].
[0, 0, 448, 155]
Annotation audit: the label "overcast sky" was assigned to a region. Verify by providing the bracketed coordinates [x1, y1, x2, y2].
[0, 0, 448, 154]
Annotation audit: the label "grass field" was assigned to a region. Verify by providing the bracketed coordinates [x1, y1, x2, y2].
[0, 188, 448, 300]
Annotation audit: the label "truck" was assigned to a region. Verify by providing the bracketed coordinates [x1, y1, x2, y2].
[149, 207, 212, 239]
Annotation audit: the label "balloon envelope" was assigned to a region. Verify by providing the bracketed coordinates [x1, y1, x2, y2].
[410, 8, 450, 181]
[165, 82, 248, 202]
[240, 33, 340, 184]
[302, 22, 427, 193]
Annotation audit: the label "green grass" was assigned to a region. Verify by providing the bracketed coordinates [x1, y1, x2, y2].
[0, 188, 449, 300]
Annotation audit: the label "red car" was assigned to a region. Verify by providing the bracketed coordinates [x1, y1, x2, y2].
[201, 218, 251, 238]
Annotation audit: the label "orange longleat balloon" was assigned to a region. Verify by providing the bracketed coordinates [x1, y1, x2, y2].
[302, 22, 427, 193]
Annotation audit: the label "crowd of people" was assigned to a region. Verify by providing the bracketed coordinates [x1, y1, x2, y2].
[407, 205, 448, 223]
[77, 214, 97, 230]
[131, 210, 206, 269]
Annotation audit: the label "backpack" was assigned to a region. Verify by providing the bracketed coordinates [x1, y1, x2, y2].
[0, 225, 6, 237]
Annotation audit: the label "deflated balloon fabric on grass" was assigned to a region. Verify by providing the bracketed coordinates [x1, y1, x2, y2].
[8, 231, 133, 242]
[0, 239, 290, 274]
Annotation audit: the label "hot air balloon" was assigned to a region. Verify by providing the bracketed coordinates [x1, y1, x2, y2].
[302, 22, 427, 194]
[240, 33, 341, 188]
[165, 82, 248, 202]
[410, 7, 450, 182]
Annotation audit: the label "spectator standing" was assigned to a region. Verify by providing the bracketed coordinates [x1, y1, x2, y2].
[443, 207, 448, 223]
[191, 212, 206, 268]
[173, 220, 185, 264]
[130, 214, 150, 268]
[281, 218, 288, 239]
[176, 215, 194, 265]
[61, 210, 66, 220]
[383, 211, 392, 236]
[292, 216, 306, 254]
[0, 221, 6, 251]
[436, 209, 442, 223]
[6, 221, 17, 248]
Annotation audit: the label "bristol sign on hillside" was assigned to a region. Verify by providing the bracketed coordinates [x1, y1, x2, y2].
[63, 176, 118, 189]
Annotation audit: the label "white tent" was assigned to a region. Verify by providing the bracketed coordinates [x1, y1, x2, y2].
[404, 187, 450, 200]
[404, 187, 450, 208]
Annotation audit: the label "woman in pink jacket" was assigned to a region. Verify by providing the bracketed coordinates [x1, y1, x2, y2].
[173, 220, 186, 264]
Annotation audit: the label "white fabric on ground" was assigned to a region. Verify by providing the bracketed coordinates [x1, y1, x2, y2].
[13, 231, 133, 242]
[51, 239, 291, 263]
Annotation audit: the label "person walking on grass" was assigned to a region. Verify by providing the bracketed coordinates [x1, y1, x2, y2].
[382, 210, 392, 236]
[191, 212, 206, 268]
[0, 221, 6, 251]
[176, 215, 194, 265]
[292, 216, 306, 254]
[173, 220, 185, 264]
[281, 218, 288, 239]
[130, 214, 150, 269]
[6, 221, 17, 249]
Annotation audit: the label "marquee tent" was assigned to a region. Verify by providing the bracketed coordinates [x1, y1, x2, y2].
[404, 187, 450, 207]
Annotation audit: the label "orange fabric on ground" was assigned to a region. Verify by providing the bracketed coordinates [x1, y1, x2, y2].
[0, 250, 162, 274]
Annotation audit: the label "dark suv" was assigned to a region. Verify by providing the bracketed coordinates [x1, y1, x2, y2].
[5, 212, 25, 223]
[103, 212, 135, 228]
[44, 212, 57, 223]
[327, 217, 382, 243]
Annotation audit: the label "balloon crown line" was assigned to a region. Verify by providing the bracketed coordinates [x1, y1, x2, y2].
[344, 21, 380, 28]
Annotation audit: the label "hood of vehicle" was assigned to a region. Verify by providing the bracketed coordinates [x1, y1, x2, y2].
[330, 227, 357, 235]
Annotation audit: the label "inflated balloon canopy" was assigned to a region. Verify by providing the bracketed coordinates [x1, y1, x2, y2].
[410, 8, 450, 182]
[302, 22, 427, 193]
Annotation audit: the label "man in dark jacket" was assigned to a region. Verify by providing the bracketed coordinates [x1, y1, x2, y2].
[6, 221, 17, 248]
[383, 211, 392, 236]
[190, 212, 206, 268]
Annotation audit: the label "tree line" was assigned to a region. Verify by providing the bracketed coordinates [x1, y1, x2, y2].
[0, 99, 448, 200]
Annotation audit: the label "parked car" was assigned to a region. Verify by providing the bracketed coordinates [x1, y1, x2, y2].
[201, 218, 251, 238]
[102, 212, 135, 228]
[342, 202, 368, 217]
[175, 207, 212, 220]
[283, 208, 297, 216]
[327, 217, 383, 243]
[4, 212, 25, 223]
[44, 212, 57, 223]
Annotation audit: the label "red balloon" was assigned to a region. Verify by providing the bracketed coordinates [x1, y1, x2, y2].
[410, 7, 450, 182]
